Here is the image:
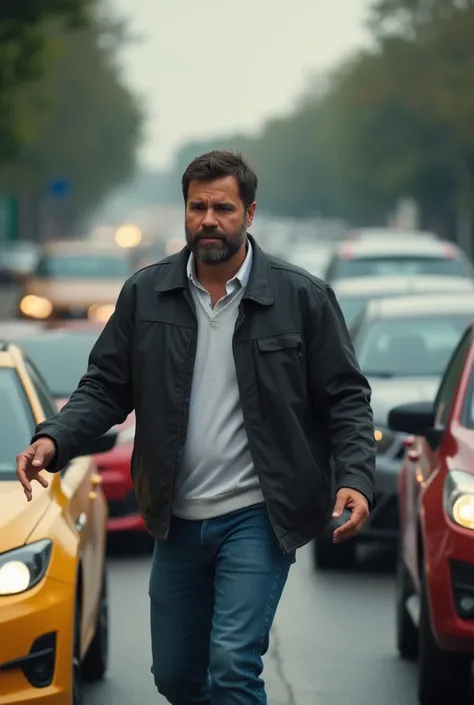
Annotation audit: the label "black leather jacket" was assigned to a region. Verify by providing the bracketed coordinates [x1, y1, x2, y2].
[34, 235, 376, 553]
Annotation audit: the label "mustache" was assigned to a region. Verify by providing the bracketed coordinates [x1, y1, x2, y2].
[194, 229, 227, 241]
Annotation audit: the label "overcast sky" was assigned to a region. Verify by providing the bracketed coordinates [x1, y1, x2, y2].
[112, 0, 372, 168]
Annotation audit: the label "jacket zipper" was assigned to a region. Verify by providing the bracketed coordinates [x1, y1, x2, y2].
[233, 305, 287, 554]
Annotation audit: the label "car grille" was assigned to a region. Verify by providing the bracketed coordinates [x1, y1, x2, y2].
[451, 562, 474, 619]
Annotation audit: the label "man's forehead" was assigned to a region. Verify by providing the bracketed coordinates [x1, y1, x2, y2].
[188, 175, 239, 201]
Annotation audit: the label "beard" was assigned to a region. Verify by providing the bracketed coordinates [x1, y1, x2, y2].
[185, 221, 246, 265]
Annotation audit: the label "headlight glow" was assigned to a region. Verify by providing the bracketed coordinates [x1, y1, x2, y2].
[453, 496, 474, 530]
[115, 223, 142, 248]
[20, 295, 53, 319]
[374, 425, 395, 454]
[88, 303, 115, 323]
[0, 561, 30, 594]
[444, 470, 474, 530]
[0, 539, 52, 596]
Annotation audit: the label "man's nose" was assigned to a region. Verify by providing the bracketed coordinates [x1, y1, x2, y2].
[201, 208, 218, 228]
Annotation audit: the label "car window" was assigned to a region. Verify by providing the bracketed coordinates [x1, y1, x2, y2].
[0, 368, 36, 479]
[355, 315, 471, 377]
[462, 370, 474, 430]
[338, 297, 371, 327]
[324, 257, 338, 282]
[36, 253, 131, 278]
[14, 333, 99, 398]
[434, 329, 473, 428]
[25, 359, 59, 419]
[335, 256, 470, 279]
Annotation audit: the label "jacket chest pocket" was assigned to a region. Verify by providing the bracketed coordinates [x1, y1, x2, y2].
[256, 332, 305, 385]
[254, 332, 306, 417]
[257, 332, 303, 356]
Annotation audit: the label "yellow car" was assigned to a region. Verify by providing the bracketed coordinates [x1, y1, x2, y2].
[0, 342, 115, 704]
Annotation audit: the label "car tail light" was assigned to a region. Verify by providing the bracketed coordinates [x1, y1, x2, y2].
[340, 243, 353, 259]
[443, 243, 457, 258]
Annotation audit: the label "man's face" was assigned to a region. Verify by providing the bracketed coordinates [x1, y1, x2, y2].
[185, 176, 256, 265]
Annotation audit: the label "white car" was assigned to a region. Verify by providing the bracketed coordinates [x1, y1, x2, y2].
[345, 227, 439, 242]
[333, 275, 474, 328]
[325, 237, 473, 284]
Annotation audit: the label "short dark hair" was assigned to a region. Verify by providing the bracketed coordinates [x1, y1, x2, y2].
[182, 150, 258, 207]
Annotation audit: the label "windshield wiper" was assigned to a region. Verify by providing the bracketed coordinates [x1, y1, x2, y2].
[362, 371, 395, 378]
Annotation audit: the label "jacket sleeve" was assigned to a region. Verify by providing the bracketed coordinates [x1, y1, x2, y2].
[307, 284, 376, 507]
[31, 277, 135, 472]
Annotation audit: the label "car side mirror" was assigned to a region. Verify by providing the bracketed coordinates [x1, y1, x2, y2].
[80, 429, 118, 457]
[389, 401, 435, 434]
[388, 401, 443, 450]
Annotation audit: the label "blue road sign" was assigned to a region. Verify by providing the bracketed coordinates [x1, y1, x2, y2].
[49, 178, 71, 198]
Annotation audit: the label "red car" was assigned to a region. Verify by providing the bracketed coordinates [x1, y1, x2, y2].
[10, 325, 147, 541]
[389, 321, 474, 704]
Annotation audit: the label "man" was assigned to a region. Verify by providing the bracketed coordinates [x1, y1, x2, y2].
[16, 150, 376, 705]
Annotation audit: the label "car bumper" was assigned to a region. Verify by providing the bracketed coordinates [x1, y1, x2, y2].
[424, 478, 474, 653]
[0, 576, 75, 704]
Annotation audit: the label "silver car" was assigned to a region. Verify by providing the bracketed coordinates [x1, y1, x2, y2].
[333, 275, 474, 328]
[324, 237, 474, 285]
[313, 293, 474, 570]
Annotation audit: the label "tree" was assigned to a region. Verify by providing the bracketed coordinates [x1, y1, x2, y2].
[0, 0, 89, 161]
[0, 12, 144, 234]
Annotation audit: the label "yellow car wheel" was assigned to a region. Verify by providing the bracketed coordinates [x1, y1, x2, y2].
[82, 568, 109, 681]
[73, 601, 83, 705]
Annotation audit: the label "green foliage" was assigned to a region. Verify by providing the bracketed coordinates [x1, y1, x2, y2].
[0, 7, 143, 230]
[0, 0, 90, 161]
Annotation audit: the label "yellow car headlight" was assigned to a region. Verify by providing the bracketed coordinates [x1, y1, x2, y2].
[19, 295, 53, 319]
[0, 539, 52, 596]
[444, 470, 474, 530]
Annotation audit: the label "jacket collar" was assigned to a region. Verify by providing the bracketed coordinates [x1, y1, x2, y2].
[154, 233, 273, 305]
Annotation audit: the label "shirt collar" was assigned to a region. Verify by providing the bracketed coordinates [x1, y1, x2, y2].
[187, 238, 253, 290]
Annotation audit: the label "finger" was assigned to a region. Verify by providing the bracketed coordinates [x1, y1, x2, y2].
[16, 456, 32, 493]
[333, 506, 368, 542]
[32, 451, 44, 468]
[333, 517, 358, 542]
[332, 490, 349, 518]
[35, 473, 49, 489]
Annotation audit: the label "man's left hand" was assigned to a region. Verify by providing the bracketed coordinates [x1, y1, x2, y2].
[331, 488, 369, 543]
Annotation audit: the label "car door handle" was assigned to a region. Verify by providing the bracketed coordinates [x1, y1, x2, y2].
[75, 513, 87, 532]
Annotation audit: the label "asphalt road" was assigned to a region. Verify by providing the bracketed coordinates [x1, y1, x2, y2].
[86, 543, 418, 705]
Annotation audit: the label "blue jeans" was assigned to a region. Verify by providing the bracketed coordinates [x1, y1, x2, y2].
[148, 503, 294, 705]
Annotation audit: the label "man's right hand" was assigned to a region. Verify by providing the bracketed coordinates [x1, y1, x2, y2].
[16, 437, 57, 502]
